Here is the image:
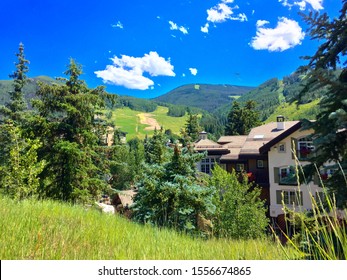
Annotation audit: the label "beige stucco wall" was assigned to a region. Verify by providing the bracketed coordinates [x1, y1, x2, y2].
[268, 128, 323, 217]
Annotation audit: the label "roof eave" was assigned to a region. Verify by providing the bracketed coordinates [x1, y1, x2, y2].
[259, 122, 302, 154]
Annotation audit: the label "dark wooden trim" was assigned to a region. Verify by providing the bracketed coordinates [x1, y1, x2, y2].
[259, 122, 303, 154]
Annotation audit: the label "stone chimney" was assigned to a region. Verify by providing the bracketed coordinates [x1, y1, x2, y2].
[277, 115, 285, 130]
[199, 131, 208, 140]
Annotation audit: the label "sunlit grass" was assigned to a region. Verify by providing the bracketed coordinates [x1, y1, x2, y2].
[109, 106, 187, 140]
[0, 196, 296, 260]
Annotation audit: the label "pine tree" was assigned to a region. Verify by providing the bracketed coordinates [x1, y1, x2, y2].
[225, 101, 242, 135]
[132, 143, 213, 234]
[30, 59, 110, 203]
[182, 112, 201, 142]
[1, 43, 30, 123]
[298, 1, 347, 207]
[225, 100, 260, 135]
[144, 128, 168, 165]
[0, 43, 32, 190]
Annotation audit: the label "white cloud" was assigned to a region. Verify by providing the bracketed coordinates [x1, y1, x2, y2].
[250, 17, 305, 52]
[189, 68, 198, 76]
[169, 20, 188, 35]
[201, 23, 210, 33]
[169, 21, 178, 30]
[111, 21, 123, 29]
[256, 20, 270, 27]
[203, 0, 247, 31]
[95, 51, 175, 90]
[279, 0, 323, 11]
[207, 3, 234, 23]
[233, 13, 247, 22]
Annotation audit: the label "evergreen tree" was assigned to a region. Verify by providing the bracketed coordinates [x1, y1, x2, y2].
[298, 1, 347, 207]
[0, 43, 29, 123]
[144, 128, 168, 165]
[182, 112, 201, 142]
[225, 101, 242, 135]
[225, 100, 260, 135]
[128, 137, 145, 176]
[132, 144, 213, 234]
[108, 145, 136, 190]
[30, 59, 110, 203]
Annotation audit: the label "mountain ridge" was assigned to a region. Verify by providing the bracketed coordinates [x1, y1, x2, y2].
[153, 83, 255, 112]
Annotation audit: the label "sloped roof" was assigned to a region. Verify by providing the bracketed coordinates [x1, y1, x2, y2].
[217, 136, 247, 161]
[204, 121, 302, 161]
[218, 135, 247, 147]
[194, 138, 230, 154]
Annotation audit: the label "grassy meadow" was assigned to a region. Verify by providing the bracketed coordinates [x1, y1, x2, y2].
[265, 100, 320, 123]
[0, 196, 298, 260]
[110, 106, 187, 140]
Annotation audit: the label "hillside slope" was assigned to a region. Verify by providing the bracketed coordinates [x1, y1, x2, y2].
[0, 195, 293, 260]
[153, 84, 254, 112]
[0, 76, 59, 108]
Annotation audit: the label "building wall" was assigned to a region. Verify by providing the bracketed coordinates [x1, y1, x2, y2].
[268, 128, 323, 218]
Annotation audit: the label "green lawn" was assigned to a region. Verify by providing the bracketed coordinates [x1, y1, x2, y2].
[110, 106, 188, 140]
[0, 196, 297, 260]
[265, 99, 320, 123]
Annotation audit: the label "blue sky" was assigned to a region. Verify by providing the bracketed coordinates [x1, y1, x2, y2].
[0, 0, 341, 98]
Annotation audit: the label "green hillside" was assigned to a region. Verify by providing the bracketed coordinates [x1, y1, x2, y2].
[153, 84, 254, 112]
[0, 196, 295, 260]
[214, 73, 328, 123]
[109, 106, 188, 140]
[215, 78, 284, 122]
[265, 99, 320, 123]
[0, 76, 60, 108]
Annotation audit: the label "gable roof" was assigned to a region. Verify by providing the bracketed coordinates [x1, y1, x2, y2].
[193, 138, 230, 155]
[210, 121, 302, 162]
[258, 121, 302, 154]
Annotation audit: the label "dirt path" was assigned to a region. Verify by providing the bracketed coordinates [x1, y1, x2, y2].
[137, 113, 161, 131]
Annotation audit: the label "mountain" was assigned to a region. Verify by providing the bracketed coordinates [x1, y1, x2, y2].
[153, 84, 255, 112]
[0, 76, 58, 108]
[214, 72, 327, 122]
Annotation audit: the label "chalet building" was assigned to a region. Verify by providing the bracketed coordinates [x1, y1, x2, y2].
[194, 116, 325, 231]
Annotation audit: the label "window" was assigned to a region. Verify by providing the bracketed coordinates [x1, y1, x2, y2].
[274, 166, 297, 185]
[256, 159, 264, 169]
[200, 157, 219, 175]
[280, 166, 296, 185]
[278, 143, 286, 153]
[276, 190, 303, 206]
[298, 137, 314, 160]
[236, 163, 245, 172]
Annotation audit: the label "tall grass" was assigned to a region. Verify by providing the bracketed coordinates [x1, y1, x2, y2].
[0, 196, 296, 260]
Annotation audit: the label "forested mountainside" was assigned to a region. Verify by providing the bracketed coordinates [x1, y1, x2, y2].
[153, 84, 255, 112]
[0, 76, 58, 108]
[214, 71, 329, 122]
[0, 71, 328, 137]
